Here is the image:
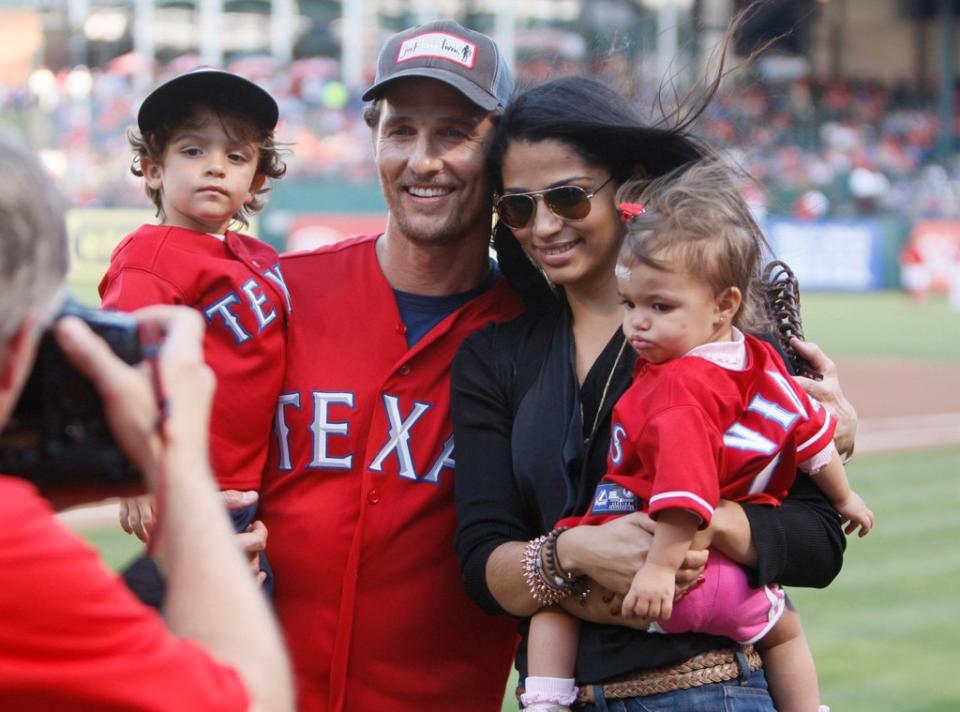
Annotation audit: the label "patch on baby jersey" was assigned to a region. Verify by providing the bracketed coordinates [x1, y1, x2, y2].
[590, 483, 639, 515]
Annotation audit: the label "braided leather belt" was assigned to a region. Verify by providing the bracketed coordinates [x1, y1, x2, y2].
[576, 645, 762, 703]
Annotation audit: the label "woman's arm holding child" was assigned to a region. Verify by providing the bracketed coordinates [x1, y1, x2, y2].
[791, 338, 857, 460]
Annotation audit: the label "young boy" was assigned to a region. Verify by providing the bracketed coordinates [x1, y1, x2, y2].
[99, 69, 290, 600]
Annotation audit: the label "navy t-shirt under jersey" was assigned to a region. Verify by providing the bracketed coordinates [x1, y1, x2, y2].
[394, 260, 501, 347]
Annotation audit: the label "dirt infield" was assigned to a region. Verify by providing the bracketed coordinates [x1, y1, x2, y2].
[835, 357, 960, 453]
[836, 357, 960, 419]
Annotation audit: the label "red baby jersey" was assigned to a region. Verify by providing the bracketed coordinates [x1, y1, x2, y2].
[258, 235, 523, 712]
[599, 334, 834, 526]
[0, 476, 249, 711]
[99, 224, 290, 491]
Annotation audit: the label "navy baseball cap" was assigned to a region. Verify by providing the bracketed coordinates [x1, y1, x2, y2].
[137, 68, 279, 133]
[362, 20, 514, 111]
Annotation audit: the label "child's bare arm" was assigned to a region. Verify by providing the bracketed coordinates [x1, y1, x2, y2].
[811, 449, 874, 536]
[622, 509, 700, 620]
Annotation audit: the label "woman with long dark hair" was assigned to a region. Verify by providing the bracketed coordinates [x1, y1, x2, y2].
[452, 74, 855, 710]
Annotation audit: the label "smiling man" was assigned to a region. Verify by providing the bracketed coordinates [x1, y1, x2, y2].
[256, 20, 524, 712]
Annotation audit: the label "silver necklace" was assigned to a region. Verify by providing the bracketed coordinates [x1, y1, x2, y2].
[581, 337, 629, 446]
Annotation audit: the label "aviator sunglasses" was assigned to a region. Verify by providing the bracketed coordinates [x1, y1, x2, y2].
[494, 175, 614, 230]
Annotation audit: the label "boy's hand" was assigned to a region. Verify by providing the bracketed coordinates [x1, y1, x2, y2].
[119, 494, 157, 542]
[836, 491, 874, 537]
[222, 490, 268, 585]
[622, 563, 676, 621]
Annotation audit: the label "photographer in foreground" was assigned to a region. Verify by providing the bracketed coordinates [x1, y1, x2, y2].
[0, 134, 293, 712]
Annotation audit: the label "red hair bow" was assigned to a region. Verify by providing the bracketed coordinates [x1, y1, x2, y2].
[618, 202, 645, 222]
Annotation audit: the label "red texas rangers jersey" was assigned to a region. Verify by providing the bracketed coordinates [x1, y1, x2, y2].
[602, 334, 835, 526]
[99, 224, 290, 491]
[258, 235, 523, 712]
[0, 477, 249, 711]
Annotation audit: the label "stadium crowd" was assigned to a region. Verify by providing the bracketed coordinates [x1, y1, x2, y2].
[2, 53, 959, 220]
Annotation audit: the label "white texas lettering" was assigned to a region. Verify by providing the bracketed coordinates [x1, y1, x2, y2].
[263, 264, 292, 313]
[241, 278, 277, 331]
[723, 422, 777, 455]
[274, 392, 301, 471]
[422, 434, 455, 484]
[746, 393, 799, 431]
[275, 391, 456, 483]
[609, 423, 627, 466]
[747, 451, 782, 495]
[369, 394, 432, 480]
[309, 392, 354, 470]
[203, 292, 251, 343]
[765, 370, 808, 420]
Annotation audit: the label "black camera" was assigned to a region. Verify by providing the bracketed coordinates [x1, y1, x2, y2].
[0, 299, 149, 492]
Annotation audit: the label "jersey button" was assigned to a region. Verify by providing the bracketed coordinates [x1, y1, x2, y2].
[367, 489, 381, 504]
[398, 364, 411, 375]
[396, 323, 408, 335]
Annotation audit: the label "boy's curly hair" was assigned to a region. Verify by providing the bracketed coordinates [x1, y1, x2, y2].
[129, 92, 286, 229]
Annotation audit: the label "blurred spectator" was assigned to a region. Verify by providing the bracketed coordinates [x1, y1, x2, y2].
[794, 190, 830, 221]
[2, 55, 958, 221]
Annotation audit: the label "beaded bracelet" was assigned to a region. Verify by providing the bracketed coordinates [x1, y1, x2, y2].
[521, 532, 571, 606]
[549, 528, 576, 580]
[545, 527, 592, 604]
[541, 527, 571, 590]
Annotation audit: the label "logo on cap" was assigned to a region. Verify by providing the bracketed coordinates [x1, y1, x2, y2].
[397, 32, 477, 69]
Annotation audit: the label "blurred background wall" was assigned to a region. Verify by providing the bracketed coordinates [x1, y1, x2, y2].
[3, 0, 960, 302]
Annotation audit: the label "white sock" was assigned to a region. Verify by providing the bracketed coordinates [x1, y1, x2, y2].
[520, 676, 578, 708]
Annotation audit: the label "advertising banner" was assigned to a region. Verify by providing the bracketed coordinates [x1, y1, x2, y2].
[66, 209, 151, 304]
[764, 218, 886, 291]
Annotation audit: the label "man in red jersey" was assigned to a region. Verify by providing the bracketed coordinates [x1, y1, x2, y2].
[0, 134, 292, 710]
[257, 20, 523, 712]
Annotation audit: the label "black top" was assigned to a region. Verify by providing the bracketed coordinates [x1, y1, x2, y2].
[451, 300, 846, 683]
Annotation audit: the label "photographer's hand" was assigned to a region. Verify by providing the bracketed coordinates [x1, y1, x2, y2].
[56, 306, 293, 711]
[55, 316, 163, 486]
[55, 306, 214, 490]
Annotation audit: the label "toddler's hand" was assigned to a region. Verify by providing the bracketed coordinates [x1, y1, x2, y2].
[836, 490, 873, 537]
[622, 563, 676, 621]
[119, 494, 157, 543]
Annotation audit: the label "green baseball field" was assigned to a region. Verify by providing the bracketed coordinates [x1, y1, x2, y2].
[65, 291, 960, 711]
[756, 292, 960, 712]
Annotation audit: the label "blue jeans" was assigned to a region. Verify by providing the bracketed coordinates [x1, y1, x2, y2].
[573, 669, 775, 712]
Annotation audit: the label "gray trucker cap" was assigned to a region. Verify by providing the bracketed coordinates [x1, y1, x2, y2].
[362, 20, 514, 111]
